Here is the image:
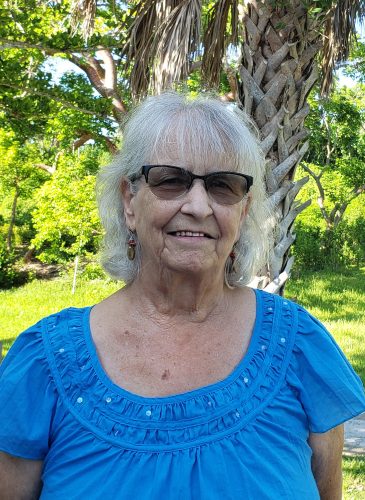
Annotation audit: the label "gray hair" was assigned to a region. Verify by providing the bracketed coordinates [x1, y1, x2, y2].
[97, 92, 273, 287]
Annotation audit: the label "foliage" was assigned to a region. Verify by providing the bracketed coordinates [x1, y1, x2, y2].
[31, 147, 103, 263]
[305, 86, 365, 190]
[0, 129, 48, 249]
[344, 39, 365, 83]
[0, 129, 46, 192]
[44, 71, 116, 149]
[292, 164, 365, 270]
[0, 234, 17, 288]
[79, 260, 108, 281]
[293, 85, 365, 270]
[0, 0, 125, 140]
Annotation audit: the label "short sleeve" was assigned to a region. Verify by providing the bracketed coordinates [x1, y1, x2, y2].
[287, 306, 365, 433]
[0, 320, 57, 459]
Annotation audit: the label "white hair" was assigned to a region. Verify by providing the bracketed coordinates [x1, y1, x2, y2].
[97, 92, 273, 287]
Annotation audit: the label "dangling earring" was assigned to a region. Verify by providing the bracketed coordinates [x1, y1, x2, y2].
[228, 249, 237, 274]
[127, 235, 136, 261]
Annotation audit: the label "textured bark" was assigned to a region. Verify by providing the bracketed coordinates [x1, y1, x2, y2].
[70, 50, 127, 121]
[238, 1, 322, 292]
[72, 133, 94, 151]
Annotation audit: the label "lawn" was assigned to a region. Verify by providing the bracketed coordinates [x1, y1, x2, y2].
[286, 267, 365, 385]
[1, 268, 365, 498]
[0, 277, 120, 354]
[286, 268, 365, 500]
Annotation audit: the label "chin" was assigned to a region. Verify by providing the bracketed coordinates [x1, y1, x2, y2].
[165, 258, 217, 275]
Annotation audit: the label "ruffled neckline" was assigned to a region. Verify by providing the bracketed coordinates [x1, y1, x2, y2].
[42, 289, 296, 451]
[83, 290, 264, 404]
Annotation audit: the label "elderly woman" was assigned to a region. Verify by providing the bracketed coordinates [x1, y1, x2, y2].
[0, 92, 364, 499]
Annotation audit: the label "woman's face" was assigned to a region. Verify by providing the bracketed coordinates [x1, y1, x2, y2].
[122, 153, 250, 279]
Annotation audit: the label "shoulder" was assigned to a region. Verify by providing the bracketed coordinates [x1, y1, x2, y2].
[254, 288, 330, 341]
[253, 290, 365, 431]
[0, 307, 91, 460]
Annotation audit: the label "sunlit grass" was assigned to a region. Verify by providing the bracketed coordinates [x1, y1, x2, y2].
[0, 277, 120, 354]
[286, 267, 365, 384]
[342, 456, 365, 499]
[285, 268, 365, 498]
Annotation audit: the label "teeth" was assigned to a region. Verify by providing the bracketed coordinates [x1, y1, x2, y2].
[175, 231, 206, 237]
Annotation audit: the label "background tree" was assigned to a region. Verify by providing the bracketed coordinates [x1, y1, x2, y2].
[233, 1, 365, 291]
[0, 130, 47, 251]
[1, 0, 365, 292]
[292, 85, 365, 269]
[0, 0, 126, 143]
[303, 86, 365, 232]
[31, 147, 104, 264]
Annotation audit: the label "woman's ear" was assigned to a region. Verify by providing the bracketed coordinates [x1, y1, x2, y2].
[120, 178, 136, 231]
[240, 192, 252, 226]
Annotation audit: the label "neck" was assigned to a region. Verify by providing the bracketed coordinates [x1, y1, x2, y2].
[127, 266, 230, 322]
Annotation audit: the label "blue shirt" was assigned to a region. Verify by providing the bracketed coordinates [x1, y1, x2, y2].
[0, 290, 364, 499]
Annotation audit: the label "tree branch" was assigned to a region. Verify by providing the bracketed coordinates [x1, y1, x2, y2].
[65, 52, 127, 120]
[72, 133, 94, 151]
[301, 162, 331, 225]
[0, 38, 122, 55]
[221, 63, 238, 102]
[333, 184, 365, 226]
[322, 112, 335, 166]
[0, 81, 117, 122]
[73, 131, 118, 153]
[102, 135, 118, 154]
[34, 163, 56, 175]
[0, 39, 128, 120]
[96, 49, 127, 115]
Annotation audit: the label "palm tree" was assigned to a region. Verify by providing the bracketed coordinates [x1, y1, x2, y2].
[235, 1, 365, 292]
[71, 0, 365, 292]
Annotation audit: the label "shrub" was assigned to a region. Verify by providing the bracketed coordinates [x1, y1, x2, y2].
[0, 236, 17, 288]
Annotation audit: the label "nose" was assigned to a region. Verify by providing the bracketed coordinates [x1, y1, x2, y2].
[180, 179, 214, 218]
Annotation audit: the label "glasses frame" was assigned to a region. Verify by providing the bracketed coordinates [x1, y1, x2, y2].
[131, 165, 253, 205]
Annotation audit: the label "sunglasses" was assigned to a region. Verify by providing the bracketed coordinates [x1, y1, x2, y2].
[131, 165, 253, 205]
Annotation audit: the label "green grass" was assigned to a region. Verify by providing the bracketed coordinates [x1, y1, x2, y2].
[1, 268, 365, 497]
[342, 456, 365, 499]
[0, 277, 120, 355]
[286, 267, 365, 385]
[286, 268, 365, 499]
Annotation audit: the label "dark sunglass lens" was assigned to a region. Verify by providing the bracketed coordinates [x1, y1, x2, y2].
[147, 166, 189, 199]
[207, 174, 247, 204]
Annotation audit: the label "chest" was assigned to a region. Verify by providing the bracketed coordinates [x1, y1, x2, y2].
[91, 314, 254, 398]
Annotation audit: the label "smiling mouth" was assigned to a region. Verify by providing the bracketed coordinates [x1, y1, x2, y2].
[169, 231, 213, 238]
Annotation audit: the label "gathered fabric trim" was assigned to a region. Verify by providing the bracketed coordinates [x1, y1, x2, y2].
[42, 291, 297, 451]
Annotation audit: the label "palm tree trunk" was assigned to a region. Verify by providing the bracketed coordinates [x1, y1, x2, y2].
[239, 0, 321, 293]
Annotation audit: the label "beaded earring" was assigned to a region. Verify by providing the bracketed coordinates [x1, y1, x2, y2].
[127, 236, 136, 261]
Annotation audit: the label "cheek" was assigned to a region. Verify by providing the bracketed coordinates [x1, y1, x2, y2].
[134, 199, 175, 242]
[221, 208, 244, 238]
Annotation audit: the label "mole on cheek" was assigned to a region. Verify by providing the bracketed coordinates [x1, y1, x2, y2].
[161, 369, 170, 380]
